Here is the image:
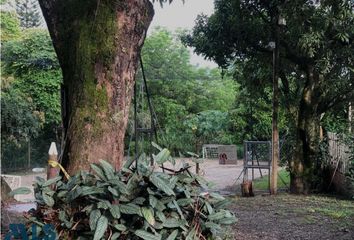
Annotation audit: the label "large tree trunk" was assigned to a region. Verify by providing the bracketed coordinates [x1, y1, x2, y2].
[290, 65, 321, 194]
[39, 0, 154, 174]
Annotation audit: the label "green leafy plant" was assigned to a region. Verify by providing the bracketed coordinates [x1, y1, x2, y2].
[23, 148, 236, 239]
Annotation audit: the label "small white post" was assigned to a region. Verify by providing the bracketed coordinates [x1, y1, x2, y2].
[47, 142, 58, 181]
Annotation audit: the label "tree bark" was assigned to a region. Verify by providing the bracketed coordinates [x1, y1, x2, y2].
[38, 0, 154, 174]
[270, 20, 280, 195]
[290, 65, 321, 194]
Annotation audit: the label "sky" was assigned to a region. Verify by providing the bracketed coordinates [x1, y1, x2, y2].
[149, 0, 217, 68]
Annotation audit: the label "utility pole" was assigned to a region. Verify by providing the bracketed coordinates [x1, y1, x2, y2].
[27, 139, 31, 170]
[271, 15, 286, 195]
[349, 101, 352, 133]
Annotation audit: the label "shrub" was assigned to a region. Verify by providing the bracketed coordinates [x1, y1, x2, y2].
[23, 149, 236, 239]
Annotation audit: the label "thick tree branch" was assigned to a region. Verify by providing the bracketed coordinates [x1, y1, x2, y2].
[318, 89, 354, 114]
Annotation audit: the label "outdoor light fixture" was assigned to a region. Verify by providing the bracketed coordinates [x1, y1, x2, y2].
[278, 16, 287, 26]
[268, 41, 276, 50]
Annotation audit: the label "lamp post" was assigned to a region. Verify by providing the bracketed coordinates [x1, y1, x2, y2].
[270, 15, 286, 195]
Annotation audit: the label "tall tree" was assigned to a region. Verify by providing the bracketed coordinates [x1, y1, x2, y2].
[15, 0, 42, 28]
[184, 0, 354, 193]
[37, 0, 158, 174]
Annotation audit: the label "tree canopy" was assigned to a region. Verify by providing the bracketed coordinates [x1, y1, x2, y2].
[183, 0, 354, 193]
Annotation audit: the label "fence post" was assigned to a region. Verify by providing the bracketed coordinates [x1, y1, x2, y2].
[47, 142, 58, 181]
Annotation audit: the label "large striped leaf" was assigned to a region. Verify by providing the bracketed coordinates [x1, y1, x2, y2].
[108, 186, 119, 197]
[149, 195, 158, 208]
[120, 203, 141, 215]
[109, 205, 121, 219]
[9, 187, 31, 196]
[208, 211, 227, 221]
[42, 192, 54, 207]
[155, 200, 166, 212]
[90, 163, 107, 181]
[156, 211, 166, 222]
[81, 186, 105, 196]
[137, 161, 152, 176]
[113, 224, 127, 232]
[177, 198, 194, 207]
[166, 230, 179, 240]
[153, 148, 171, 164]
[99, 159, 115, 180]
[109, 179, 128, 194]
[218, 215, 237, 225]
[57, 190, 68, 198]
[204, 201, 214, 214]
[67, 186, 82, 201]
[111, 232, 120, 240]
[141, 207, 155, 226]
[42, 176, 62, 187]
[135, 230, 161, 240]
[205, 221, 221, 231]
[150, 174, 175, 196]
[151, 142, 162, 151]
[210, 192, 225, 200]
[185, 228, 197, 240]
[213, 199, 229, 210]
[169, 176, 178, 189]
[89, 209, 101, 230]
[58, 211, 72, 228]
[133, 197, 146, 205]
[127, 173, 140, 193]
[97, 200, 111, 210]
[162, 218, 186, 228]
[93, 215, 108, 240]
[173, 200, 184, 219]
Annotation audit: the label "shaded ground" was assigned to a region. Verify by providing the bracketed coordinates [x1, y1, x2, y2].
[229, 194, 354, 240]
[2, 165, 354, 240]
[4, 158, 268, 202]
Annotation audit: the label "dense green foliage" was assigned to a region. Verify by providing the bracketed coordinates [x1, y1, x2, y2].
[183, 0, 354, 135]
[0, 11, 21, 42]
[183, 0, 354, 191]
[129, 28, 238, 155]
[22, 151, 236, 239]
[1, 29, 61, 171]
[2, 30, 61, 125]
[1, 80, 43, 144]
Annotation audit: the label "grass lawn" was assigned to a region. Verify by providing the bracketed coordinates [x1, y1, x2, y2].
[252, 169, 290, 190]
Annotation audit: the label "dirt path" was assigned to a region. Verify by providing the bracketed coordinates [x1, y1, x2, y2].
[229, 194, 354, 240]
[157, 158, 268, 191]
